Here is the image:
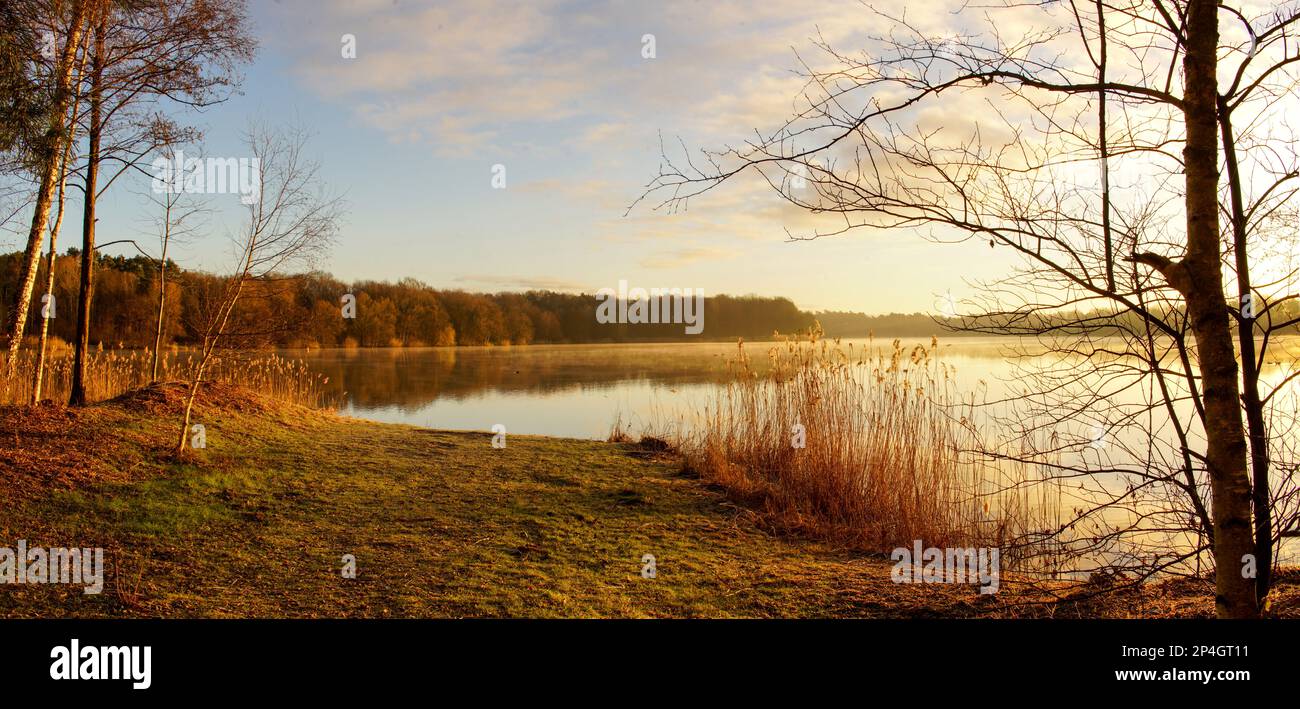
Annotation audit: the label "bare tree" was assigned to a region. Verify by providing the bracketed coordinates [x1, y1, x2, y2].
[639, 0, 1300, 618]
[175, 124, 340, 456]
[86, 144, 210, 383]
[67, 0, 254, 406]
[140, 146, 207, 381]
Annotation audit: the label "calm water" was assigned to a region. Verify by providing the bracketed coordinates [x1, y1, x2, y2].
[284, 338, 1019, 438]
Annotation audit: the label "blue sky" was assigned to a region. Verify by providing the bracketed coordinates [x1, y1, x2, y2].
[5, 0, 1025, 313]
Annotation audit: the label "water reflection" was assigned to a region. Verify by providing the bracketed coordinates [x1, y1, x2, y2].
[285, 339, 1013, 437]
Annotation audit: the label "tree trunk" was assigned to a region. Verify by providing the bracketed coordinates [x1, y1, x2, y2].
[33, 51, 87, 404]
[1182, 0, 1258, 619]
[70, 8, 105, 407]
[32, 133, 76, 403]
[5, 0, 88, 379]
[1219, 105, 1272, 606]
[176, 343, 208, 454]
[177, 277, 248, 455]
[1096, 0, 1114, 292]
[152, 220, 169, 381]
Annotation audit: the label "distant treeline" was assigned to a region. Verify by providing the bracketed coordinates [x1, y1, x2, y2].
[0, 250, 853, 348]
[13, 250, 1287, 350]
[810, 310, 972, 338]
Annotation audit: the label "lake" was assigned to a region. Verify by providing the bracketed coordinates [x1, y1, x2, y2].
[285, 337, 1026, 438]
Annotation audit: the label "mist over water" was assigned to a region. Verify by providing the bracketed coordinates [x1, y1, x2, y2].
[288, 337, 1018, 438]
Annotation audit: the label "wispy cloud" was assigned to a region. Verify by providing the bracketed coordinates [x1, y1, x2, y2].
[452, 274, 590, 292]
[268, 0, 910, 159]
[640, 247, 734, 269]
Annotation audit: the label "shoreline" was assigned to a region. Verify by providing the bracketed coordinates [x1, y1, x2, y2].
[1, 383, 1294, 619]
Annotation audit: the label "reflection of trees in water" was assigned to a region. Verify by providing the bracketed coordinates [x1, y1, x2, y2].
[300, 348, 454, 409]
[293, 346, 739, 411]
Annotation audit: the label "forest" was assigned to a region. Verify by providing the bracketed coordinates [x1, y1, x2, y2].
[6, 250, 1295, 350]
[0, 248, 972, 348]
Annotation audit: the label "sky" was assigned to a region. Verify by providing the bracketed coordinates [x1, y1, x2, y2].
[2, 0, 1142, 314]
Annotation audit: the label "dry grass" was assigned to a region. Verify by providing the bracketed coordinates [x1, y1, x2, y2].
[662, 328, 1029, 558]
[1, 348, 334, 408]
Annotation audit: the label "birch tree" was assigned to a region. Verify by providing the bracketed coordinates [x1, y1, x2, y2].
[176, 124, 340, 455]
[3, 0, 90, 379]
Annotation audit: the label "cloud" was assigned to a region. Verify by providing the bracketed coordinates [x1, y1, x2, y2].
[452, 274, 590, 292]
[272, 0, 602, 158]
[269, 0, 911, 158]
[640, 246, 734, 269]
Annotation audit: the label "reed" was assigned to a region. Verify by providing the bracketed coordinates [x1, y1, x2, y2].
[663, 326, 1044, 559]
[1, 347, 335, 409]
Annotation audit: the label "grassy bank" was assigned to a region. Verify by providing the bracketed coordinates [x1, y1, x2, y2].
[0, 384, 1294, 618]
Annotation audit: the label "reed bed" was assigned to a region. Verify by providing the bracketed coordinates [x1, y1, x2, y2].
[1, 346, 335, 409]
[662, 328, 1049, 561]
